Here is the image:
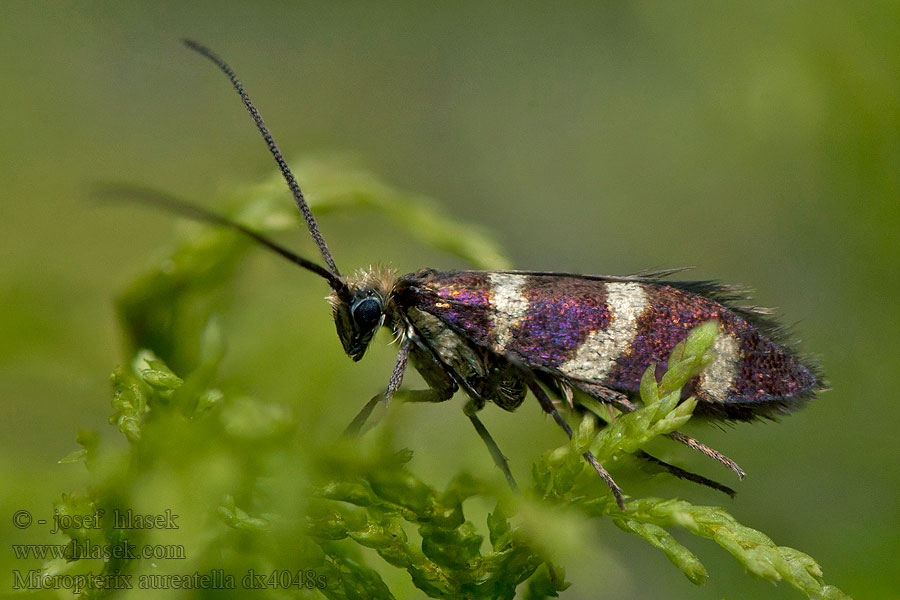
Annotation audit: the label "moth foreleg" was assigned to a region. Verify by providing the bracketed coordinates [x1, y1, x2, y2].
[342, 338, 412, 437]
[509, 360, 626, 510]
[572, 381, 745, 479]
[343, 392, 383, 437]
[404, 322, 519, 490]
[384, 338, 412, 407]
[395, 389, 455, 403]
[343, 389, 450, 437]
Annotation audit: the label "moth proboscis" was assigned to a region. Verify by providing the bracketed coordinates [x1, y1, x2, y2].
[110, 40, 825, 510]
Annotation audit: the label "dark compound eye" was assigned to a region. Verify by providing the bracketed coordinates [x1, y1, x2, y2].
[351, 297, 382, 328]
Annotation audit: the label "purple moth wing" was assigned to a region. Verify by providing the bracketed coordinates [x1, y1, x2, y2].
[396, 269, 822, 420]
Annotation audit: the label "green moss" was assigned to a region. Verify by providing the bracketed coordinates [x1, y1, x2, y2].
[50, 163, 848, 599]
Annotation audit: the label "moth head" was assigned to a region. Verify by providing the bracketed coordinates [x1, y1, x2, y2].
[331, 289, 385, 361]
[329, 266, 397, 361]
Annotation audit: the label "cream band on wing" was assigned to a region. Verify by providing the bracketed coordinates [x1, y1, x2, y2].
[559, 282, 647, 380]
[488, 273, 530, 353]
[698, 330, 742, 401]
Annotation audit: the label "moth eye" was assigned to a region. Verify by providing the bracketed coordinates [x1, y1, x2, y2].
[351, 297, 382, 328]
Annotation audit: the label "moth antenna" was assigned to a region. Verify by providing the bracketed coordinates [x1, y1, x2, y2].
[182, 39, 341, 279]
[94, 184, 347, 293]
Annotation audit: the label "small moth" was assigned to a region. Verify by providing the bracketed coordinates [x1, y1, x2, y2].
[140, 41, 824, 509]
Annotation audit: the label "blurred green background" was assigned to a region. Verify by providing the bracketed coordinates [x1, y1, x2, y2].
[2, 1, 898, 598]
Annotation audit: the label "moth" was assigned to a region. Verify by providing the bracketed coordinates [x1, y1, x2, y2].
[129, 40, 824, 509]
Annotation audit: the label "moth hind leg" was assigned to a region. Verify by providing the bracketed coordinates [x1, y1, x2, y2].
[666, 430, 745, 479]
[572, 381, 745, 482]
[635, 450, 736, 498]
[509, 360, 626, 509]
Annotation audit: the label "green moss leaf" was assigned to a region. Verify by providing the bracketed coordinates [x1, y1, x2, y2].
[235, 157, 512, 271]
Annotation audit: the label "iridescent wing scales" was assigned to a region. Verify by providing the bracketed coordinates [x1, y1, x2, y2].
[396, 269, 822, 420]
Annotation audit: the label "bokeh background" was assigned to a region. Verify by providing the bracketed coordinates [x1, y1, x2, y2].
[3, 2, 898, 598]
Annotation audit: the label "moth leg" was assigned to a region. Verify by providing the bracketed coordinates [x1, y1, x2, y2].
[573, 381, 745, 479]
[463, 399, 518, 491]
[403, 321, 519, 491]
[666, 431, 745, 479]
[384, 338, 413, 407]
[635, 450, 736, 498]
[394, 381, 518, 488]
[343, 392, 383, 437]
[342, 389, 444, 437]
[510, 360, 626, 510]
[343, 338, 412, 437]
[390, 386, 519, 492]
[394, 389, 454, 403]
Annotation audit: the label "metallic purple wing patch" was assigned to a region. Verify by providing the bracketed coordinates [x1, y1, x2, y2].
[400, 269, 821, 418]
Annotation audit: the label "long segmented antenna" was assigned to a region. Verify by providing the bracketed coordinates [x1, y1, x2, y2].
[95, 184, 346, 292]
[182, 39, 341, 279]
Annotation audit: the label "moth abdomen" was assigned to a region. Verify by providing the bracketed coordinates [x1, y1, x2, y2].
[402, 269, 823, 421]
